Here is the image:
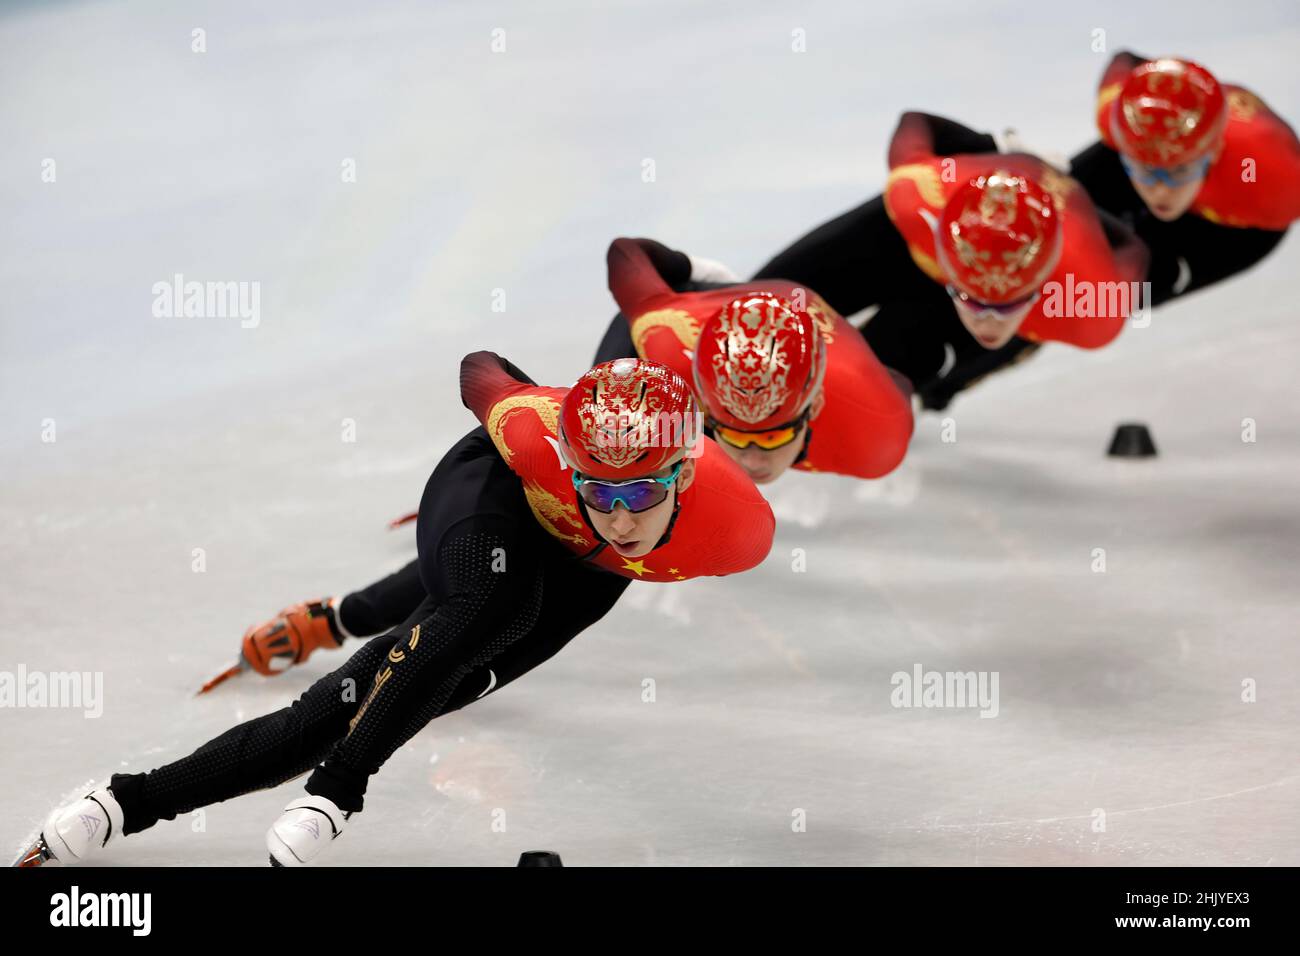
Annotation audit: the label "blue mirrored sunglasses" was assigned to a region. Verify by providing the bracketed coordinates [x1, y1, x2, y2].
[1119, 154, 1212, 188]
[571, 460, 685, 514]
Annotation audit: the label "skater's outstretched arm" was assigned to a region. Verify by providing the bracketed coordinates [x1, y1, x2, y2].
[333, 560, 427, 639]
[594, 237, 738, 365]
[888, 111, 997, 167]
[607, 237, 692, 309]
[225, 556, 430, 692]
[233, 562, 428, 685]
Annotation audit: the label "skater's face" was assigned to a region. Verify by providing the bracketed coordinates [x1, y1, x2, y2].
[1121, 155, 1213, 221]
[951, 297, 1035, 350]
[712, 390, 825, 485]
[584, 458, 696, 557]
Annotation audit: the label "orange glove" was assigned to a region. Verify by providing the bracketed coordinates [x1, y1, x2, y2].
[240, 599, 344, 677]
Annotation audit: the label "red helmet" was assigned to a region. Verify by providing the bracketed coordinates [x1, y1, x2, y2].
[559, 358, 697, 480]
[1110, 57, 1227, 167]
[937, 169, 1062, 304]
[692, 293, 827, 430]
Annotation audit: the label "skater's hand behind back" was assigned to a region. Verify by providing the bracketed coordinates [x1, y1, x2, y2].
[240, 598, 344, 677]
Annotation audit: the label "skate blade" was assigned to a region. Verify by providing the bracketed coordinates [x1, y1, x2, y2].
[197, 659, 247, 696]
[12, 834, 54, 867]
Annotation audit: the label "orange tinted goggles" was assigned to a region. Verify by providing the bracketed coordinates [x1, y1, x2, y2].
[712, 415, 806, 451]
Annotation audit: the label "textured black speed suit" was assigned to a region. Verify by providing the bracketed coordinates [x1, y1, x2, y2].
[110, 361, 630, 830]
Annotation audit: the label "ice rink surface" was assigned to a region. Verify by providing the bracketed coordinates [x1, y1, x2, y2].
[2, 0, 1298, 865]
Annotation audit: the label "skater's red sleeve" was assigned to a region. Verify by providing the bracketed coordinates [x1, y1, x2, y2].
[1193, 86, 1300, 230]
[888, 111, 939, 168]
[607, 238, 692, 319]
[887, 111, 998, 170]
[460, 351, 570, 487]
[675, 441, 775, 576]
[608, 237, 709, 382]
[797, 315, 914, 479]
[460, 351, 539, 421]
[1019, 186, 1141, 350]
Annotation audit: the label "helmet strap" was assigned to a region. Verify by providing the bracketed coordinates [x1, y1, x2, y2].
[792, 423, 813, 466]
[657, 493, 684, 548]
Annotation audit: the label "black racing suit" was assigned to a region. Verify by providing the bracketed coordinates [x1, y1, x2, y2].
[110, 420, 631, 831]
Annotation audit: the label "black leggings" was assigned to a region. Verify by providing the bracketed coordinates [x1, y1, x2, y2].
[337, 560, 426, 638]
[112, 544, 627, 833]
[113, 600, 444, 834]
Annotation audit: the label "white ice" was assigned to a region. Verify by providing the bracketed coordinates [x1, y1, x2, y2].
[1, 0, 1298, 865]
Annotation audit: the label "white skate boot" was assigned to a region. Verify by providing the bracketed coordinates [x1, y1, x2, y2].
[265, 795, 351, 867]
[14, 787, 125, 866]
